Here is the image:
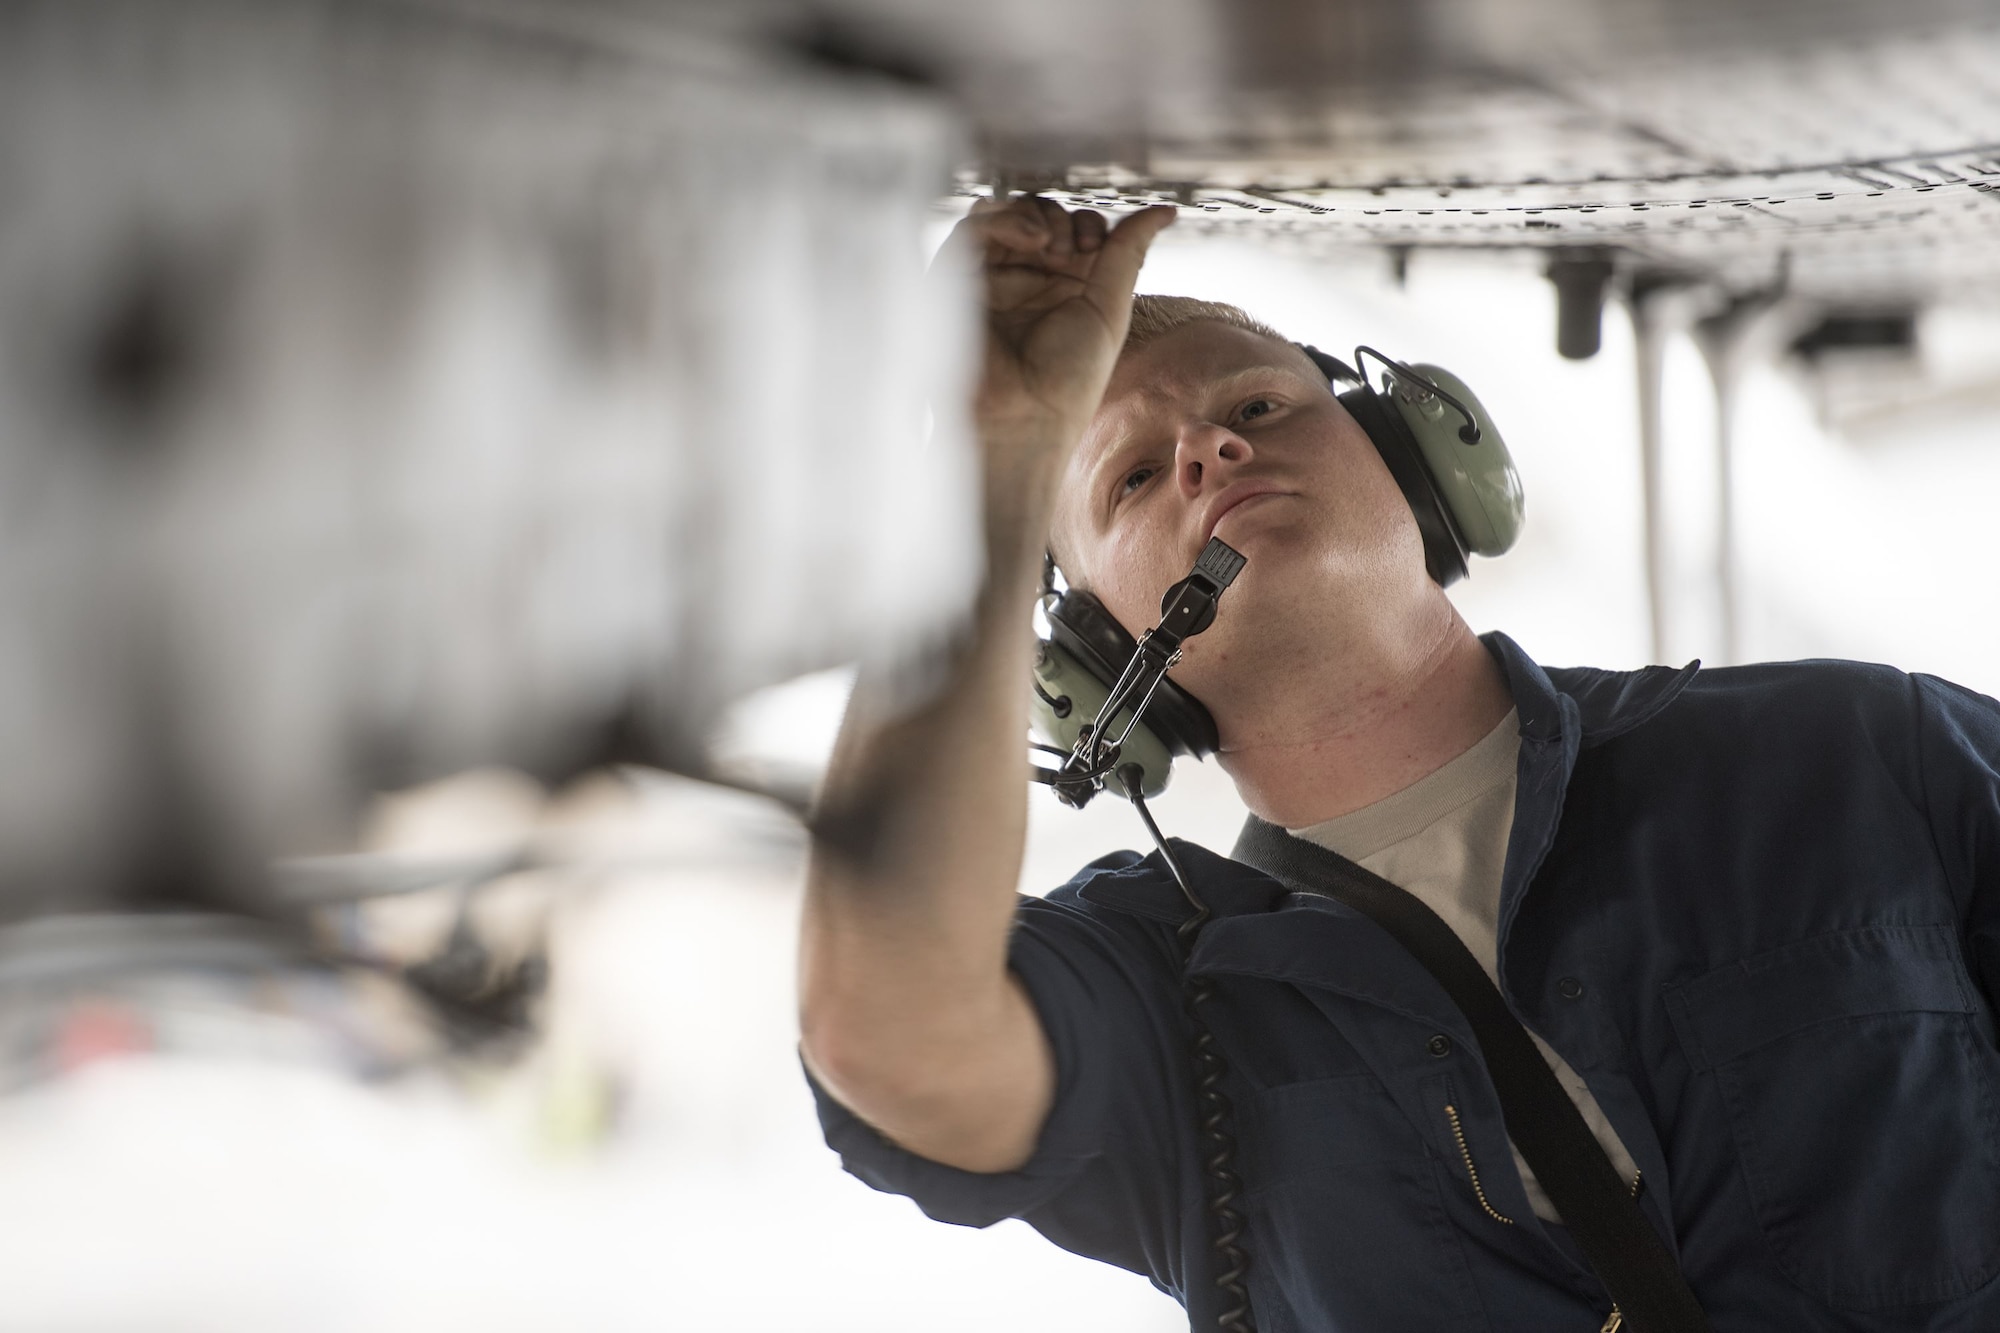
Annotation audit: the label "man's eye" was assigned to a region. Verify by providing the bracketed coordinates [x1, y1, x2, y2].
[1238, 399, 1274, 422]
[1120, 466, 1157, 496]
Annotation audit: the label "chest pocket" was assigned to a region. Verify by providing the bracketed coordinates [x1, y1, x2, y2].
[1666, 924, 2000, 1309]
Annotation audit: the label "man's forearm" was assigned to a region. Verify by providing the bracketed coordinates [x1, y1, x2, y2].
[797, 450, 1059, 1171]
[796, 195, 1172, 1174]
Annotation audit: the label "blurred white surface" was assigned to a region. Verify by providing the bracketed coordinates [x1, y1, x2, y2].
[0, 1, 979, 910]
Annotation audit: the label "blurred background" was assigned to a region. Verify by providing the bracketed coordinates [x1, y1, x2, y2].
[2, 0, 1998, 1327]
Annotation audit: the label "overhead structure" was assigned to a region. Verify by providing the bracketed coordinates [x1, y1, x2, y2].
[756, 0, 2000, 667]
[821, 0, 2000, 311]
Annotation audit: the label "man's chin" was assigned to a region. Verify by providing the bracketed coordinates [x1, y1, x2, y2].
[1207, 492, 1299, 551]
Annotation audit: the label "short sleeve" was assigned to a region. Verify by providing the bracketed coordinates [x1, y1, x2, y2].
[806, 876, 1197, 1287]
[1911, 674, 2000, 1010]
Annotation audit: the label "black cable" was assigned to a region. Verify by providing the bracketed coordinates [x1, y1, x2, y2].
[1126, 774, 1257, 1333]
[1353, 345, 1483, 444]
[1027, 746, 1125, 790]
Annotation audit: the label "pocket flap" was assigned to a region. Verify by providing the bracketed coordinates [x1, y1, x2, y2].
[1666, 925, 1975, 1073]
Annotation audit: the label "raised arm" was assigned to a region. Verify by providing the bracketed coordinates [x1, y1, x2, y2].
[799, 198, 1173, 1173]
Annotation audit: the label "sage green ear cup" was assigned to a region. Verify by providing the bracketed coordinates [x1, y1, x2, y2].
[1030, 640, 1177, 799]
[1384, 363, 1525, 558]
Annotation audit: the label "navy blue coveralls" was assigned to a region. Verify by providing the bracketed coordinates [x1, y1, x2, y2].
[811, 634, 2000, 1330]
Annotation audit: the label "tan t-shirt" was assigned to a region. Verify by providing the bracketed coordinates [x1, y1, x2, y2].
[1289, 709, 1639, 1224]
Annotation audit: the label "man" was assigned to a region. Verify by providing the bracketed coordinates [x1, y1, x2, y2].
[799, 195, 2000, 1330]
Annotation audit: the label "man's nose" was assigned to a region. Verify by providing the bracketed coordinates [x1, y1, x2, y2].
[1175, 422, 1252, 497]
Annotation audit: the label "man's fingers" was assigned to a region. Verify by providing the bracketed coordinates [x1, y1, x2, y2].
[1085, 205, 1177, 307]
[939, 197, 1169, 333]
[1072, 208, 1108, 254]
[969, 195, 1053, 248]
[1103, 204, 1178, 254]
[932, 199, 1050, 274]
[942, 197, 1129, 275]
[968, 193, 1048, 225]
[1021, 195, 1073, 260]
[982, 209, 1053, 251]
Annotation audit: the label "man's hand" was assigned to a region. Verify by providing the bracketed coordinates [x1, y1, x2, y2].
[941, 196, 1176, 469]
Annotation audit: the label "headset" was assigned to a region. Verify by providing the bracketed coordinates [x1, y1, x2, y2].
[1029, 344, 1524, 801]
[1023, 343, 1524, 1333]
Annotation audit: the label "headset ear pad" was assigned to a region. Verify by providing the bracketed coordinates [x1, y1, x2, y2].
[1029, 639, 1179, 798]
[1320, 357, 1525, 589]
[1385, 364, 1524, 561]
[1337, 383, 1472, 587]
[1029, 588, 1220, 798]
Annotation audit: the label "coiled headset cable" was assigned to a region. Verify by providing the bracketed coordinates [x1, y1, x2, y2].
[1029, 537, 1257, 1332]
[1125, 774, 1257, 1333]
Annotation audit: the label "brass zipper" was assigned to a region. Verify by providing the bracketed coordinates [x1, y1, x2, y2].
[1443, 1103, 1514, 1225]
[1442, 1106, 1641, 1215]
[1444, 1106, 1648, 1331]
[1595, 1175, 1645, 1333]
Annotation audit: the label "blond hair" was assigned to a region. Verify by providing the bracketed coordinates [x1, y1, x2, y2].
[1122, 295, 1292, 355]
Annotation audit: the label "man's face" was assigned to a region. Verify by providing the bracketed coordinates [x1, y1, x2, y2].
[1049, 320, 1430, 727]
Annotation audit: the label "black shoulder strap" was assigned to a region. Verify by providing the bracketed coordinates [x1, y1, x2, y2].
[1232, 815, 1710, 1333]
